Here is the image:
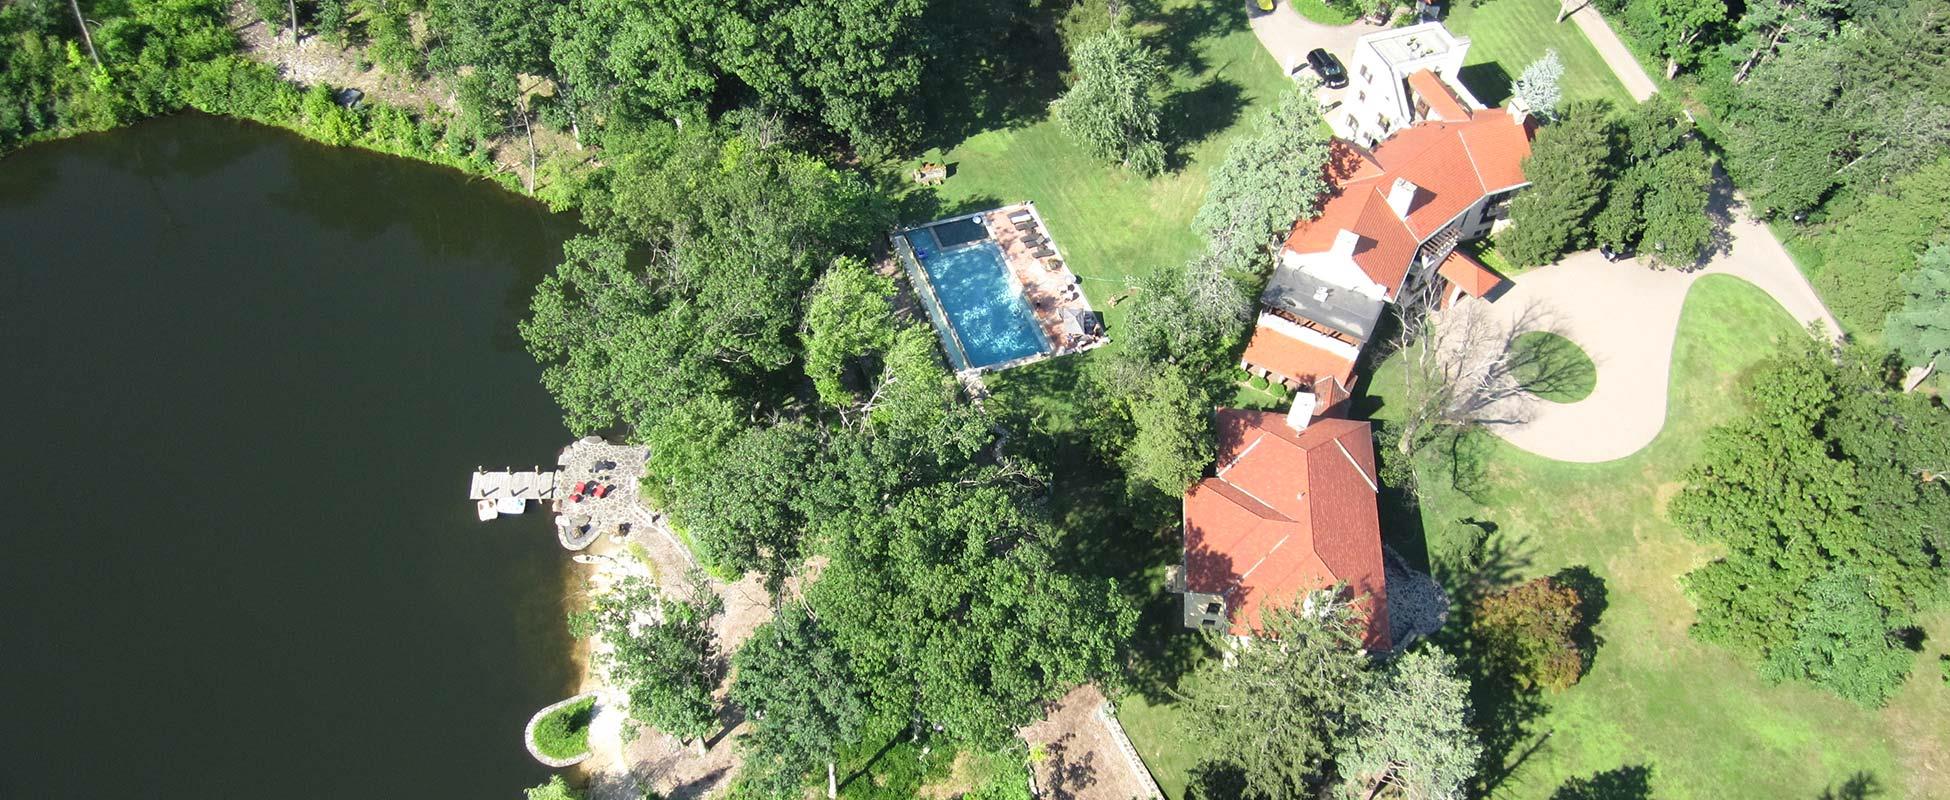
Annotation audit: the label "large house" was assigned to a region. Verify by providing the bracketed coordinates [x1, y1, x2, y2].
[1241, 22, 1533, 406]
[1180, 402, 1390, 650]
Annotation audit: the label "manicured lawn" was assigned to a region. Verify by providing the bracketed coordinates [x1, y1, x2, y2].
[1113, 694, 1207, 799]
[1509, 330, 1595, 402]
[909, 2, 1292, 335]
[1362, 275, 1941, 799]
[1443, 0, 1634, 108]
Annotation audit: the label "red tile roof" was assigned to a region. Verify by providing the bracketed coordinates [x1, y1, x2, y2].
[1437, 249, 1506, 298]
[1407, 69, 1472, 123]
[1240, 326, 1357, 388]
[1183, 411, 1390, 649]
[1283, 111, 1534, 297]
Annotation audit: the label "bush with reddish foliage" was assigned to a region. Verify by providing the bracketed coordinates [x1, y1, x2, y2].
[1472, 576, 1588, 692]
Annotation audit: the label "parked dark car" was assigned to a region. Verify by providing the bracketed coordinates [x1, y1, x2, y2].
[1306, 48, 1348, 88]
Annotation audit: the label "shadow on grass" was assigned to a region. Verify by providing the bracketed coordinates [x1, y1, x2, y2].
[1161, 77, 1246, 169]
[1817, 772, 1881, 800]
[1147, 0, 1246, 74]
[1548, 764, 1654, 800]
[1553, 564, 1610, 676]
[912, 0, 1069, 154]
[1427, 532, 1552, 797]
[1459, 61, 1515, 107]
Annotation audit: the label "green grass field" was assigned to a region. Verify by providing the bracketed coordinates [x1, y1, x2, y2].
[1362, 275, 1949, 799]
[1443, 0, 1634, 109]
[906, 4, 1291, 334]
[1509, 330, 1595, 402]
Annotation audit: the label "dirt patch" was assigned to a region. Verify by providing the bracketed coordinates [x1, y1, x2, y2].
[229, 1, 455, 111]
[1019, 686, 1153, 800]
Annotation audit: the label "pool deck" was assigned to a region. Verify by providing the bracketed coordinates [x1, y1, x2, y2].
[984, 202, 1106, 359]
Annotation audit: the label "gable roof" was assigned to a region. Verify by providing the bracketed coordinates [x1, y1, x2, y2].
[1407, 69, 1472, 123]
[1283, 110, 1535, 295]
[1183, 410, 1390, 649]
[1436, 248, 1507, 298]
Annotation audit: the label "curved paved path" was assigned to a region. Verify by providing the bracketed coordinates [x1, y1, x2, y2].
[1475, 174, 1839, 463]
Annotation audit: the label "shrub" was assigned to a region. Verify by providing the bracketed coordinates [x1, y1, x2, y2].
[1249, 375, 1270, 390]
[530, 696, 596, 760]
[1471, 576, 1588, 691]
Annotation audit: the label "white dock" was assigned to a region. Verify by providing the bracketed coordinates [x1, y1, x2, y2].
[469, 468, 559, 500]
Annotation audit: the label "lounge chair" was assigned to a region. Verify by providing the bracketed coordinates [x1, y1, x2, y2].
[1008, 210, 1034, 222]
[1014, 221, 1038, 233]
[1031, 246, 1055, 259]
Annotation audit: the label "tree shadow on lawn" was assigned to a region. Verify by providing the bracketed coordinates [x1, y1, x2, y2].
[1548, 764, 1654, 800]
[912, 0, 1070, 154]
[1428, 531, 1554, 798]
[1145, 0, 1246, 75]
[1553, 564, 1610, 676]
[1161, 77, 1246, 170]
[1459, 62, 1515, 107]
[1817, 772, 1882, 800]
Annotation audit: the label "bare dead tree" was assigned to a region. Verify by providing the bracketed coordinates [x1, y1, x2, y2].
[286, 0, 299, 44]
[1389, 282, 1579, 457]
[66, 0, 101, 69]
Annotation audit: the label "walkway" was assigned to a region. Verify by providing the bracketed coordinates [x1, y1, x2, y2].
[1020, 685, 1161, 800]
[1567, 3, 1657, 102]
[1474, 171, 1839, 463]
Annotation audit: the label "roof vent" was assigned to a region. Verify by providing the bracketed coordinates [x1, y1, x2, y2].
[1313, 286, 1332, 302]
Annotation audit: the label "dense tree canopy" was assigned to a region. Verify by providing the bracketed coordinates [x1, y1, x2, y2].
[730, 612, 869, 797]
[1194, 83, 1334, 274]
[1051, 25, 1166, 175]
[1500, 101, 1613, 266]
[1886, 244, 1950, 374]
[1336, 647, 1482, 800]
[571, 575, 725, 741]
[1670, 342, 1950, 705]
[802, 259, 898, 407]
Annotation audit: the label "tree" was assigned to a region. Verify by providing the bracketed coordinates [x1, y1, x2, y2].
[1336, 647, 1482, 800]
[525, 775, 586, 800]
[1194, 82, 1333, 273]
[802, 259, 896, 407]
[571, 575, 724, 742]
[1499, 102, 1613, 266]
[666, 421, 820, 585]
[1635, 140, 1715, 269]
[1670, 342, 1949, 705]
[1512, 49, 1564, 121]
[1122, 365, 1216, 496]
[1885, 244, 1950, 384]
[731, 612, 869, 798]
[1820, 158, 1950, 334]
[1051, 25, 1166, 175]
[1470, 577, 1589, 692]
[1729, 0, 1841, 83]
[809, 480, 1135, 749]
[1627, 0, 1729, 78]
[1176, 597, 1371, 799]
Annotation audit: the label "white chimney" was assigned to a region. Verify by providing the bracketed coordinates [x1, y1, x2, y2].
[1386, 178, 1419, 219]
[1286, 390, 1319, 432]
[1507, 100, 1529, 127]
[1332, 229, 1363, 257]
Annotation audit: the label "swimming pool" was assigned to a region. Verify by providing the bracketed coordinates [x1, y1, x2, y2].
[912, 239, 1048, 370]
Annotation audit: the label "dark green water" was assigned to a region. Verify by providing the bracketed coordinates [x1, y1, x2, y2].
[0, 114, 582, 798]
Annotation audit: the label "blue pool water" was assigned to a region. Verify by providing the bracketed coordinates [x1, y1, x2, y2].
[915, 241, 1048, 369]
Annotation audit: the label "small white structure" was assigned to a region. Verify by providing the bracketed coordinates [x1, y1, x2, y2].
[469, 467, 556, 521]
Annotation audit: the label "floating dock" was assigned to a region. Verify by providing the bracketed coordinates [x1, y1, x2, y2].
[468, 468, 559, 500]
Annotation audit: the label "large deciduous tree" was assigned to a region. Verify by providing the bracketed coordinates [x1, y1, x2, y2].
[1627, 0, 1729, 78]
[1499, 102, 1612, 267]
[1817, 157, 1950, 334]
[809, 481, 1135, 749]
[666, 421, 821, 585]
[1670, 342, 1950, 706]
[802, 258, 897, 407]
[571, 575, 724, 742]
[1121, 365, 1216, 496]
[1194, 82, 1333, 273]
[1051, 25, 1166, 176]
[1336, 647, 1482, 800]
[1176, 597, 1371, 799]
[731, 612, 869, 798]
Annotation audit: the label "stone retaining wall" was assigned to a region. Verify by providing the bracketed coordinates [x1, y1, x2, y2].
[525, 691, 600, 767]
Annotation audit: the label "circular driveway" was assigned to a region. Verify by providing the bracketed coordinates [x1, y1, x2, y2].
[1474, 184, 1839, 463]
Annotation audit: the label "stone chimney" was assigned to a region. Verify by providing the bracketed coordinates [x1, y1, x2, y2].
[1386, 178, 1419, 219]
[1332, 229, 1363, 257]
[1286, 390, 1319, 432]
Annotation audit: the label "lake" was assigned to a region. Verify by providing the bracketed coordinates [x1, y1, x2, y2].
[0, 114, 583, 798]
